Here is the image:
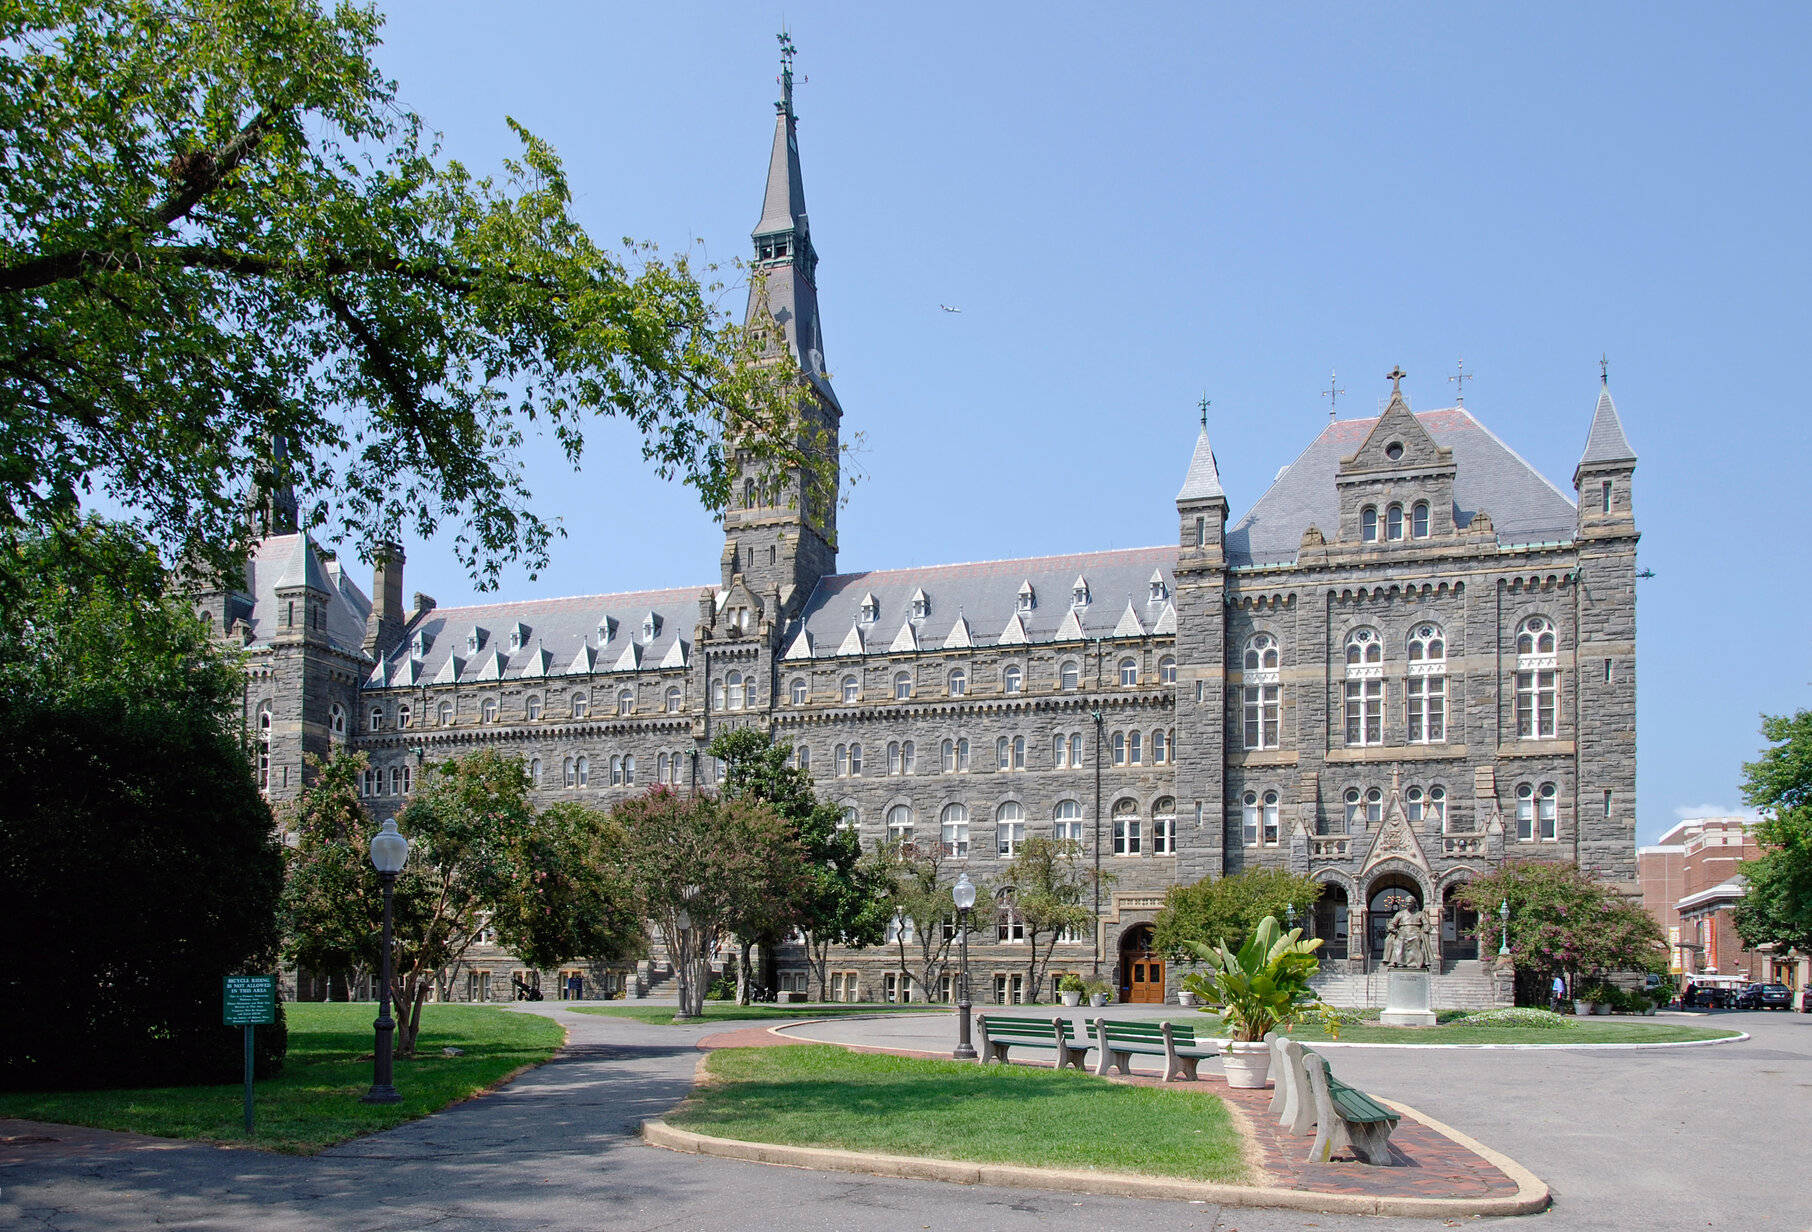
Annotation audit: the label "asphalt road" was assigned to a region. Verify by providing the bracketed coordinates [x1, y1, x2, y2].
[2, 1004, 1806, 1231]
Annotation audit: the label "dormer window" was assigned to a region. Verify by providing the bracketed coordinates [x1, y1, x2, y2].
[1149, 574, 1169, 603]
[411, 629, 432, 659]
[466, 626, 486, 654]
[911, 589, 929, 620]
[1016, 582, 1035, 613]
[641, 612, 661, 643]
[1071, 577, 1090, 608]
[859, 593, 879, 625]
[597, 616, 616, 643]
[509, 622, 530, 652]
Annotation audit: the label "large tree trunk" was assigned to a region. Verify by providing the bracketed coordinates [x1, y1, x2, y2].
[807, 935, 830, 1001]
[736, 939, 753, 1005]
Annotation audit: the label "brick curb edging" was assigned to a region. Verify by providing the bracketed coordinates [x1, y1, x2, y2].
[639, 1118, 1550, 1218]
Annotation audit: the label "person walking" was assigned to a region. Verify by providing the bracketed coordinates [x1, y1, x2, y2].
[1551, 973, 1566, 1012]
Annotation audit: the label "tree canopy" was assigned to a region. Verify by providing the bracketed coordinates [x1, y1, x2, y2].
[1152, 868, 1322, 962]
[1458, 861, 1665, 1005]
[1735, 710, 1812, 955]
[1, 0, 820, 591]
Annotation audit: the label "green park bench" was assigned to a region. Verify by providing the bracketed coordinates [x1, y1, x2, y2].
[1300, 1048, 1400, 1165]
[973, 1014, 1089, 1070]
[1093, 1018, 1219, 1082]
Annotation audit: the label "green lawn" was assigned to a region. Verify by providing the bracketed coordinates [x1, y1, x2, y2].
[1165, 1018, 1738, 1046]
[669, 1044, 1249, 1183]
[573, 1002, 947, 1026]
[0, 1004, 564, 1153]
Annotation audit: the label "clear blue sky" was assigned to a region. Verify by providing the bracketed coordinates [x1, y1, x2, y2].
[355, 2, 1810, 843]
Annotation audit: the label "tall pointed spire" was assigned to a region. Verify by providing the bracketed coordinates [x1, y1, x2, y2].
[746, 31, 829, 384]
[1177, 395, 1224, 501]
[1576, 381, 1636, 475]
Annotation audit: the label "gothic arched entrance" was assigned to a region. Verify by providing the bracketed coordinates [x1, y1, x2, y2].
[1313, 882, 1350, 953]
[1442, 882, 1480, 961]
[1367, 878, 1422, 962]
[1119, 924, 1163, 1004]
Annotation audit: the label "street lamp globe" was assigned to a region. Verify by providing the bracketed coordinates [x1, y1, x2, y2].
[953, 872, 977, 912]
[370, 819, 410, 874]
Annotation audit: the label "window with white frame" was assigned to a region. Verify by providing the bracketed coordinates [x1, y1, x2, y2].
[617, 688, 633, 716]
[575, 756, 590, 786]
[1016, 583, 1035, 613]
[938, 803, 965, 855]
[848, 743, 863, 775]
[1011, 735, 1024, 769]
[1060, 660, 1079, 690]
[481, 697, 498, 723]
[1054, 733, 1068, 768]
[1364, 786, 1383, 824]
[396, 704, 411, 729]
[859, 594, 879, 625]
[902, 740, 915, 774]
[789, 678, 807, 705]
[329, 703, 346, 737]
[941, 738, 956, 773]
[726, 671, 743, 711]
[1342, 787, 1362, 832]
[1111, 731, 1126, 765]
[956, 737, 970, 771]
[1515, 616, 1560, 739]
[1361, 505, 1379, 542]
[1407, 784, 1448, 830]
[563, 756, 576, 787]
[997, 802, 1026, 856]
[609, 755, 623, 785]
[888, 804, 916, 846]
[841, 675, 859, 704]
[438, 700, 455, 726]
[1118, 657, 1138, 686]
[711, 678, 724, 710]
[572, 693, 589, 719]
[1112, 798, 1142, 854]
[369, 706, 383, 732]
[1068, 731, 1083, 768]
[1128, 730, 1143, 765]
[948, 667, 966, 697]
[1243, 632, 1281, 749]
[362, 766, 378, 797]
[997, 900, 1026, 944]
[1152, 728, 1172, 763]
[527, 694, 543, 720]
[1072, 579, 1090, 607]
[656, 752, 669, 783]
[528, 757, 542, 786]
[888, 741, 902, 775]
[1386, 503, 1404, 540]
[1159, 655, 1176, 684]
[1242, 792, 1261, 846]
[1412, 500, 1430, 538]
[1003, 665, 1023, 694]
[1343, 627, 1384, 745]
[894, 671, 913, 701]
[665, 686, 682, 713]
[1054, 799, 1083, 842]
[1406, 622, 1446, 743]
[1517, 781, 1558, 841]
[1152, 798, 1176, 854]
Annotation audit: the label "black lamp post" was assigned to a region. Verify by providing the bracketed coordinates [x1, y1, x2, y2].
[363, 818, 410, 1104]
[1091, 708, 1104, 975]
[952, 872, 977, 1060]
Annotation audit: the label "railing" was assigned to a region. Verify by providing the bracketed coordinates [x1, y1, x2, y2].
[1309, 836, 1352, 859]
[1442, 833, 1488, 856]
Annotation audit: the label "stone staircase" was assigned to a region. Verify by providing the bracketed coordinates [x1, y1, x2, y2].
[1311, 959, 1507, 1011]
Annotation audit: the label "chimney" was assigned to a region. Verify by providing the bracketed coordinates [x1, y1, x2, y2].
[362, 541, 407, 658]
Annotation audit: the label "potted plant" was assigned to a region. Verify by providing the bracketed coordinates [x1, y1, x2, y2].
[1057, 973, 1085, 1008]
[1176, 987, 1198, 1009]
[1082, 976, 1112, 1008]
[1180, 915, 1323, 1089]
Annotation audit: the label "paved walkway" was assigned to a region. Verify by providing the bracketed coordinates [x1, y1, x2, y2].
[1, 1004, 1806, 1231]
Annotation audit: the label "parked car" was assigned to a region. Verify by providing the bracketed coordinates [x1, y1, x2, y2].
[1755, 984, 1793, 1010]
[1800, 985, 1812, 1013]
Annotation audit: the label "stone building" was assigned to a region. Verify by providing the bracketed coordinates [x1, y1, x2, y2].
[199, 63, 1640, 1007]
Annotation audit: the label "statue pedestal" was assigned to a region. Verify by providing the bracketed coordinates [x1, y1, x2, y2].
[1379, 970, 1436, 1027]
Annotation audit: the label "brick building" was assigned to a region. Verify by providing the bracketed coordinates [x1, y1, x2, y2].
[197, 60, 1641, 1007]
[1639, 817, 1805, 991]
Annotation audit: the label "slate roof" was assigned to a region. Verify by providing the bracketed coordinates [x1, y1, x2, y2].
[788, 547, 1178, 659]
[1225, 407, 1578, 567]
[367, 585, 705, 690]
[240, 533, 372, 657]
[1577, 385, 1636, 469]
[1176, 426, 1225, 501]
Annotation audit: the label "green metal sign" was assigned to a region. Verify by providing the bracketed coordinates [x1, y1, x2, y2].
[223, 974, 276, 1026]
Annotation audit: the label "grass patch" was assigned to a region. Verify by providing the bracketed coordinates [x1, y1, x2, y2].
[0, 1004, 564, 1153]
[573, 1003, 946, 1026]
[669, 1044, 1248, 1183]
[1176, 1017, 1737, 1045]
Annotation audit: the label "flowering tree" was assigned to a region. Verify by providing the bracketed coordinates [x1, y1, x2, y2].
[1459, 861, 1665, 1005]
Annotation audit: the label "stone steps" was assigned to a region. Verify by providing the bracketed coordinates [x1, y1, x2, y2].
[1310, 961, 1506, 1011]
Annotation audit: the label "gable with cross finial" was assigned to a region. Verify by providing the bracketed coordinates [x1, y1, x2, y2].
[1338, 365, 1451, 475]
[1361, 770, 1432, 878]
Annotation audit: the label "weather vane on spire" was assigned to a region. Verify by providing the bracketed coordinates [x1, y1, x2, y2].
[1449, 357, 1473, 406]
[1600, 353, 1609, 385]
[776, 30, 805, 116]
[1323, 370, 1345, 421]
[1198, 394, 1211, 428]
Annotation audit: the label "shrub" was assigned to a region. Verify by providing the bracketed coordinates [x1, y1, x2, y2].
[1463, 1007, 1575, 1029]
[706, 974, 737, 1002]
[1057, 973, 1086, 993]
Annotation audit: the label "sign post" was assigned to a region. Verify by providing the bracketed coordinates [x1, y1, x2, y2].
[223, 975, 277, 1135]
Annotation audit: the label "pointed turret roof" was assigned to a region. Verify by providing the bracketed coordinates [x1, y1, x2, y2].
[1176, 426, 1225, 502]
[1576, 382, 1636, 479]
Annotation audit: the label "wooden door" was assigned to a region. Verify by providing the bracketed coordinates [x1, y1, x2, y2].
[1124, 951, 1165, 1004]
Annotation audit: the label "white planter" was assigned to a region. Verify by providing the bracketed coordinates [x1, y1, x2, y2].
[1573, 999, 1592, 1016]
[1221, 1041, 1271, 1089]
[1177, 991, 1198, 1008]
[1060, 991, 1082, 1007]
[1089, 993, 1108, 1008]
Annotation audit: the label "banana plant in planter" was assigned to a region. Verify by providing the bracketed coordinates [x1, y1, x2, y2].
[1180, 915, 1324, 1088]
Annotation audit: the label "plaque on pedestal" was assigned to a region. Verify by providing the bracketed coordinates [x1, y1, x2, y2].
[1380, 970, 1436, 1027]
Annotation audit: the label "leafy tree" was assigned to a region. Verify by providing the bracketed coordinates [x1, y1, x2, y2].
[1735, 710, 1812, 955]
[613, 786, 807, 1019]
[489, 801, 644, 974]
[1, 0, 822, 593]
[1152, 868, 1322, 962]
[1459, 861, 1666, 1005]
[708, 727, 884, 1001]
[869, 840, 966, 1003]
[0, 522, 284, 1088]
[1000, 837, 1097, 1001]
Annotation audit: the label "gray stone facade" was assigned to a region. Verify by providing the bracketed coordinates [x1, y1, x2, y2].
[196, 79, 1639, 1008]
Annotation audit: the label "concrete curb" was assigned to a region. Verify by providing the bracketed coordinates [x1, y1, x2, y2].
[639, 1118, 1550, 1218]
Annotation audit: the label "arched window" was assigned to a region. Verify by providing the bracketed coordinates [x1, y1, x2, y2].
[481, 697, 498, 723]
[1343, 627, 1384, 746]
[1263, 791, 1280, 846]
[1386, 503, 1404, 540]
[1159, 655, 1176, 685]
[1515, 616, 1559, 739]
[575, 756, 590, 786]
[609, 755, 623, 785]
[725, 671, 743, 711]
[1406, 621, 1446, 744]
[1365, 787, 1383, 824]
[370, 706, 384, 733]
[438, 700, 455, 727]
[1361, 505, 1379, 542]
[1060, 660, 1079, 690]
[902, 740, 916, 774]
[997, 802, 1026, 856]
[396, 704, 411, 729]
[563, 756, 576, 787]
[1242, 632, 1281, 750]
[1342, 787, 1362, 833]
[1411, 501, 1430, 538]
[1428, 784, 1447, 831]
[1054, 799, 1083, 842]
[956, 737, 970, 771]
[617, 688, 634, 716]
[835, 744, 849, 776]
[1242, 791, 1260, 846]
[1111, 798, 1142, 855]
[256, 705, 272, 791]
[838, 804, 858, 832]
[329, 703, 346, 738]
[526, 694, 543, 720]
[1011, 735, 1025, 769]
[1118, 658, 1138, 686]
[841, 675, 859, 704]
[848, 743, 863, 775]
[1003, 665, 1023, 694]
[941, 738, 955, 773]
[894, 671, 913, 701]
[948, 668, 967, 697]
[665, 686, 682, 713]
[887, 742, 902, 775]
[529, 757, 542, 786]
[1407, 784, 1425, 822]
[793, 745, 809, 773]
[1151, 728, 1167, 764]
[1111, 731, 1126, 765]
[657, 752, 669, 783]
[571, 693, 589, 719]
[1128, 730, 1142, 764]
[623, 755, 635, 785]
[889, 804, 916, 846]
[789, 678, 807, 705]
[1517, 781, 1558, 841]
[1152, 797, 1177, 854]
[1068, 731, 1083, 769]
